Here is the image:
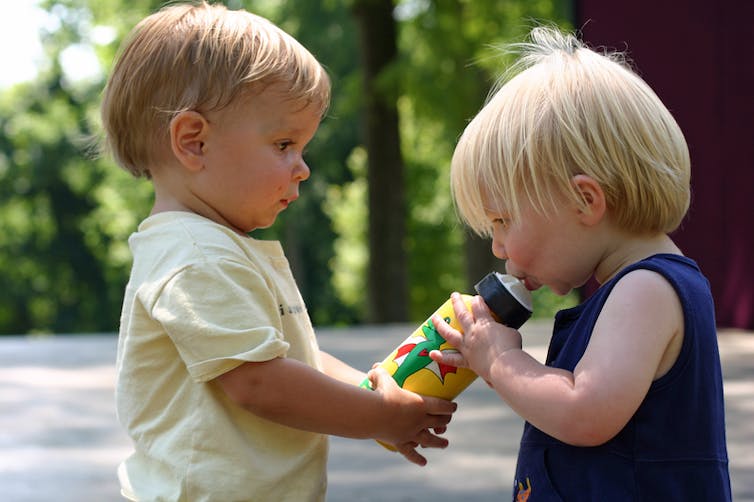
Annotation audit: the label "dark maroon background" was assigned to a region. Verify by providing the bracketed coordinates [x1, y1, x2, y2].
[576, 0, 754, 329]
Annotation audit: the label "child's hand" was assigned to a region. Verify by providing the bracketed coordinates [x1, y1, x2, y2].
[391, 420, 449, 465]
[429, 292, 522, 382]
[368, 367, 456, 465]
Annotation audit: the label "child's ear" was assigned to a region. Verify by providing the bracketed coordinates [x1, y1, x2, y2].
[571, 174, 606, 226]
[169, 111, 208, 172]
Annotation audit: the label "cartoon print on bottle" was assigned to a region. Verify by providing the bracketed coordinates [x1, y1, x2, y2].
[358, 297, 479, 401]
[390, 317, 459, 388]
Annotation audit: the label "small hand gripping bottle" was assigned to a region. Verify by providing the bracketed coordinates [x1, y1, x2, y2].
[360, 272, 533, 399]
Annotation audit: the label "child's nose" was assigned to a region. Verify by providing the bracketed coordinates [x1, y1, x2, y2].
[295, 158, 311, 181]
[491, 238, 507, 260]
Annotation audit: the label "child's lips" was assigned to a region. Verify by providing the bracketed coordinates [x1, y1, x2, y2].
[523, 277, 540, 291]
[506, 268, 539, 291]
[281, 195, 298, 208]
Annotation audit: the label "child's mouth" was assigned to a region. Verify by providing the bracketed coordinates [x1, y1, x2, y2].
[523, 277, 540, 291]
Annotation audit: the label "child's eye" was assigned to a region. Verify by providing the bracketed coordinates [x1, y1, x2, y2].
[276, 140, 294, 151]
[493, 217, 511, 229]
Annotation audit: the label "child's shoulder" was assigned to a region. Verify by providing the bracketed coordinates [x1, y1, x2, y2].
[620, 254, 703, 287]
[602, 254, 712, 331]
[136, 211, 287, 265]
[139, 210, 235, 244]
[573, 254, 704, 323]
[132, 212, 243, 263]
[127, 212, 289, 298]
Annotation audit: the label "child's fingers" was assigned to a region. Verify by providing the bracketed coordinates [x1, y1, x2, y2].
[450, 292, 474, 327]
[426, 413, 453, 432]
[415, 428, 449, 449]
[431, 314, 462, 345]
[367, 366, 395, 391]
[471, 294, 495, 319]
[396, 442, 427, 466]
[429, 348, 467, 368]
[421, 395, 457, 416]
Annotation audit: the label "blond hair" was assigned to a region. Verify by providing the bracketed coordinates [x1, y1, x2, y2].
[100, 1, 330, 177]
[452, 26, 690, 237]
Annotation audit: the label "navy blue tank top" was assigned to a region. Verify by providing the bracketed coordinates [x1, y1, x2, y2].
[512, 254, 731, 501]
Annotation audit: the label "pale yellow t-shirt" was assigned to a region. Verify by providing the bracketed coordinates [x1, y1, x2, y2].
[116, 212, 328, 501]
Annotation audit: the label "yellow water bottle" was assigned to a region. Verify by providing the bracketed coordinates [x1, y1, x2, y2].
[360, 272, 533, 400]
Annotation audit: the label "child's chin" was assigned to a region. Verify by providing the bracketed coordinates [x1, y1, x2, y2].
[552, 286, 574, 297]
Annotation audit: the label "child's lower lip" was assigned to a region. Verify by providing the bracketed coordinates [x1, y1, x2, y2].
[523, 278, 539, 290]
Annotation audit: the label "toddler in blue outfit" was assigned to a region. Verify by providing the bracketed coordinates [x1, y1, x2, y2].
[431, 26, 731, 501]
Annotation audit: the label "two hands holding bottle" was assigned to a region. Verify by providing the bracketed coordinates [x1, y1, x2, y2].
[361, 273, 532, 456]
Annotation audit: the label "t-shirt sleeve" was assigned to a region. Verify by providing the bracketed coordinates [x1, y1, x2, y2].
[150, 259, 291, 382]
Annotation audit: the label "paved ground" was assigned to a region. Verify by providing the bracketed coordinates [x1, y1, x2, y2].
[0, 320, 752, 501]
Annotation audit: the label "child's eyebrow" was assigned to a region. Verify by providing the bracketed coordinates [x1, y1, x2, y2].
[274, 123, 311, 136]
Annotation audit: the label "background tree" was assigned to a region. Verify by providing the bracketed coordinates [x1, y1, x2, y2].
[0, 0, 159, 334]
[352, 0, 409, 322]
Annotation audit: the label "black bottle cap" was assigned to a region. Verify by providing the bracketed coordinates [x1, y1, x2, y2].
[474, 272, 533, 329]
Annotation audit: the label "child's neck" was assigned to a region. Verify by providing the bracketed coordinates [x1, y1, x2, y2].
[595, 233, 681, 285]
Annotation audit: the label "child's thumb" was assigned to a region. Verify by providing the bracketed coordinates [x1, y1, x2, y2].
[367, 366, 393, 389]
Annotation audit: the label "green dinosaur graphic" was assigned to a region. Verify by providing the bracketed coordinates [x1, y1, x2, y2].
[391, 317, 457, 387]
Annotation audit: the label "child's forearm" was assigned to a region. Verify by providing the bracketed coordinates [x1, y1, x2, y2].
[215, 357, 450, 443]
[217, 357, 382, 438]
[487, 349, 616, 446]
[319, 350, 366, 385]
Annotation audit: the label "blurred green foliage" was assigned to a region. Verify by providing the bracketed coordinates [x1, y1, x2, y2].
[0, 0, 575, 334]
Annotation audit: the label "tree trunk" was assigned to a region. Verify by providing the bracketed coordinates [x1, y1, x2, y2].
[352, 0, 409, 322]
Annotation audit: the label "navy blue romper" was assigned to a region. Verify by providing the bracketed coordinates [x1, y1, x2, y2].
[512, 254, 731, 501]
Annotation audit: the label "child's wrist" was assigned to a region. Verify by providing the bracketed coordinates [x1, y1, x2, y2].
[488, 347, 524, 380]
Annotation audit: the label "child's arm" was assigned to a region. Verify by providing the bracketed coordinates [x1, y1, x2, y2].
[319, 350, 449, 459]
[319, 350, 367, 385]
[215, 354, 456, 465]
[430, 269, 683, 447]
